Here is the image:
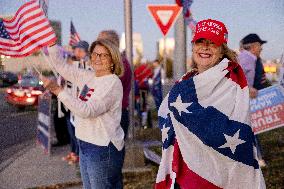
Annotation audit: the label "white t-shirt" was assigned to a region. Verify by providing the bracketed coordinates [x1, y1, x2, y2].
[49, 46, 124, 150]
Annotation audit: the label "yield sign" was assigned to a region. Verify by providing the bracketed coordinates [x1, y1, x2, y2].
[147, 4, 182, 36]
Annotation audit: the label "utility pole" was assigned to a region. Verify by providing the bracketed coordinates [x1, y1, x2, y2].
[163, 37, 167, 77]
[123, 0, 146, 170]
[173, 14, 187, 80]
[124, 0, 134, 139]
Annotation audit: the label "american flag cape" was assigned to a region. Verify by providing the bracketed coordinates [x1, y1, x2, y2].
[155, 59, 266, 189]
[69, 21, 81, 47]
[0, 0, 56, 57]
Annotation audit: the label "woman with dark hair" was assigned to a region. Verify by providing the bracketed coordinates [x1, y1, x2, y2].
[41, 39, 125, 189]
[155, 19, 265, 189]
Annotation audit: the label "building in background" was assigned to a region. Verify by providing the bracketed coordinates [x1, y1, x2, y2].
[158, 38, 175, 59]
[263, 59, 281, 84]
[155, 38, 175, 78]
[120, 32, 143, 65]
[3, 56, 53, 74]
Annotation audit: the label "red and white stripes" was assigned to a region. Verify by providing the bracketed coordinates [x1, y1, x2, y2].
[0, 0, 56, 57]
[69, 21, 81, 47]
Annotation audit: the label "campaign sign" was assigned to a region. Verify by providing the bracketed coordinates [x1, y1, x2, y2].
[250, 85, 284, 134]
[37, 92, 52, 154]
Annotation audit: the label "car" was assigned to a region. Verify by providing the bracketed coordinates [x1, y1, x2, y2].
[5, 74, 44, 109]
[0, 71, 18, 87]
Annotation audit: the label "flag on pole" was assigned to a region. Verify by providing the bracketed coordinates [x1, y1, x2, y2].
[0, 0, 56, 57]
[69, 21, 81, 47]
[155, 60, 265, 189]
[39, 0, 49, 17]
[176, 0, 197, 32]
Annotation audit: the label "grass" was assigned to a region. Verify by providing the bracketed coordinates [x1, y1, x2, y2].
[259, 127, 284, 188]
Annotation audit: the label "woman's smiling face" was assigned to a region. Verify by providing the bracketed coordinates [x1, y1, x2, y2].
[90, 44, 112, 76]
[192, 38, 223, 73]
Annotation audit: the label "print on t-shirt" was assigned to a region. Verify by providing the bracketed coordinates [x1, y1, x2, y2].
[79, 84, 94, 101]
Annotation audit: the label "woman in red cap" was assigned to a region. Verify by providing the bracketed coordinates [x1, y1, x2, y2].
[155, 19, 266, 189]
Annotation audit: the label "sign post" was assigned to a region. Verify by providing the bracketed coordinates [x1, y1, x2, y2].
[147, 4, 182, 36]
[147, 4, 182, 76]
[173, 14, 187, 81]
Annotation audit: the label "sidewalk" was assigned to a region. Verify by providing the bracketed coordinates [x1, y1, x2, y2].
[0, 114, 161, 189]
[0, 139, 159, 189]
[0, 143, 82, 189]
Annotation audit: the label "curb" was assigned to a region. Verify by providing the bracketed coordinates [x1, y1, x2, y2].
[26, 181, 82, 189]
[0, 140, 34, 172]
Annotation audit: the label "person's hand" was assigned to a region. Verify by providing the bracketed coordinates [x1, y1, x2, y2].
[40, 76, 62, 96]
[49, 42, 56, 47]
[249, 87, 258, 98]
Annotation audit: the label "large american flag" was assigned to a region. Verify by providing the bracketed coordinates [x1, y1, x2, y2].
[155, 60, 266, 189]
[69, 21, 81, 47]
[0, 0, 56, 57]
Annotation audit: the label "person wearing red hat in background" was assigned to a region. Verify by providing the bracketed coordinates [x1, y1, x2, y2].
[134, 58, 153, 128]
[238, 34, 271, 167]
[155, 19, 265, 189]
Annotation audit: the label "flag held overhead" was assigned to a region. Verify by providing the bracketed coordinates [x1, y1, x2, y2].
[69, 21, 81, 47]
[0, 0, 56, 57]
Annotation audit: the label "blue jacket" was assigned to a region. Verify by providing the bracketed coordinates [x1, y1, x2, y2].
[253, 58, 269, 90]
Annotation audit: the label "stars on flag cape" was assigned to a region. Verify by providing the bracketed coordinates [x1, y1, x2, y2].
[219, 129, 246, 154]
[170, 94, 193, 116]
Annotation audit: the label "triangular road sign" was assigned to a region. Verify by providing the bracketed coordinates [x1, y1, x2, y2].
[147, 4, 182, 36]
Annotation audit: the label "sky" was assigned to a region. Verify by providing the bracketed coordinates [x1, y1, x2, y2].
[1, 0, 284, 61]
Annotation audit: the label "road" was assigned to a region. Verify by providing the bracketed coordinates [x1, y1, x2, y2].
[0, 89, 37, 166]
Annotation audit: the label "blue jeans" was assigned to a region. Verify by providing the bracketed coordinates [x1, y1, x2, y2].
[66, 114, 79, 155]
[78, 140, 124, 189]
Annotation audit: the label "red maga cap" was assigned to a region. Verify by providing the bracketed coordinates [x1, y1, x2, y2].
[192, 19, 228, 46]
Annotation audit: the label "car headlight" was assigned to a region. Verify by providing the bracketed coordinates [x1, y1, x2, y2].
[6, 88, 12, 94]
[26, 97, 35, 103]
[31, 90, 43, 95]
